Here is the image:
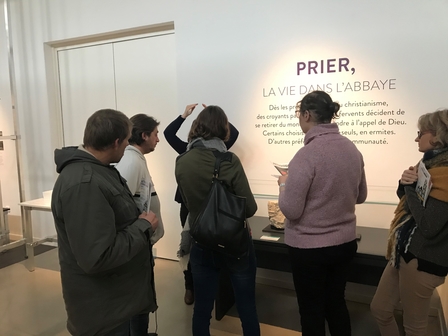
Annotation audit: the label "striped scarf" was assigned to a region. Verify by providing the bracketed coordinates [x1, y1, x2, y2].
[386, 148, 448, 265]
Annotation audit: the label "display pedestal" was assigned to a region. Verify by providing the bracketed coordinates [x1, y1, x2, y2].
[261, 224, 284, 234]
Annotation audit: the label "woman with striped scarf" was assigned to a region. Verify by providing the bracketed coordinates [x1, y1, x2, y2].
[371, 109, 448, 336]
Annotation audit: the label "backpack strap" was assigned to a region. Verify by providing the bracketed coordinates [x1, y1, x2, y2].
[212, 151, 232, 178]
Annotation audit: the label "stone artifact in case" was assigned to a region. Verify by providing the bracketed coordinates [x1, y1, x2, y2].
[267, 200, 285, 230]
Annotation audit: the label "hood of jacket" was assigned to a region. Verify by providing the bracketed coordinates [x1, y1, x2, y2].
[54, 146, 105, 173]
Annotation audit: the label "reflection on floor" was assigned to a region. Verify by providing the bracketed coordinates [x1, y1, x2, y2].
[0, 248, 443, 335]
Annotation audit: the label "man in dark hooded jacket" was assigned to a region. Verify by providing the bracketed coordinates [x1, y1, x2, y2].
[51, 109, 158, 336]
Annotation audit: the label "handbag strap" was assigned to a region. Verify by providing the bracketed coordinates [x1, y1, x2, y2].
[212, 151, 232, 178]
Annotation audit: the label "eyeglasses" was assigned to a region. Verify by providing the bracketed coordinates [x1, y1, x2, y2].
[417, 131, 429, 139]
[295, 109, 309, 118]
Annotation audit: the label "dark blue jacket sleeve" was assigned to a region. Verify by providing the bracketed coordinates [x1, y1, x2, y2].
[225, 123, 239, 149]
[164, 115, 188, 155]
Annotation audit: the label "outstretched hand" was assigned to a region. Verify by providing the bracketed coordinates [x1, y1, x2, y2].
[182, 103, 198, 119]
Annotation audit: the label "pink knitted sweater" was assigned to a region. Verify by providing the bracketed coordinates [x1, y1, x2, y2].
[279, 123, 367, 248]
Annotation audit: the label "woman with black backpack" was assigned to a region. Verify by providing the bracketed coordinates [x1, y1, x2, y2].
[175, 105, 260, 336]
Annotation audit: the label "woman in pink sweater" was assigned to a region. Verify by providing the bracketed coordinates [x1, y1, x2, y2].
[278, 90, 367, 336]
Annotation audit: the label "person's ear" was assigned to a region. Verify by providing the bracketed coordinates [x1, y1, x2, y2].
[113, 138, 120, 149]
[303, 110, 311, 122]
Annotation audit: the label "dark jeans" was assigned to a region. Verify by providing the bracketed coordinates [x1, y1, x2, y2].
[190, 241, 260, 336]
[102, 313, 149, 336]
[180, 202, 194, 291]
[288, 240, 357, 336]
[130, 313, 149, 335]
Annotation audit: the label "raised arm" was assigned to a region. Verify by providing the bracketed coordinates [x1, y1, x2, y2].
[164, 103, 198, 154]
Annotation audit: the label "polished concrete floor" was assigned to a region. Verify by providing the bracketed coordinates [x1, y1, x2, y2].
[0, 248, 443, 335]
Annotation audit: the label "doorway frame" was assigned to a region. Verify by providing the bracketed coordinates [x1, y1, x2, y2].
[43, 21, 175, 157]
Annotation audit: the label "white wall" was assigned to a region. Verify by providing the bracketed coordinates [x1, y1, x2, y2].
[1, 0, 448, 250]
[2, 0, 448, 245]
[174, 0, 448, 201]
[3, 0, 178, 238]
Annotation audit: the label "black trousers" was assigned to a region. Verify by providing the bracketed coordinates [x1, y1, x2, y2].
[180, 202, 194, 290]
[288, 239, 357, 336]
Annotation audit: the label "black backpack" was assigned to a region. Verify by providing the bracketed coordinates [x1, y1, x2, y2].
[190, 151, 249, 258]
